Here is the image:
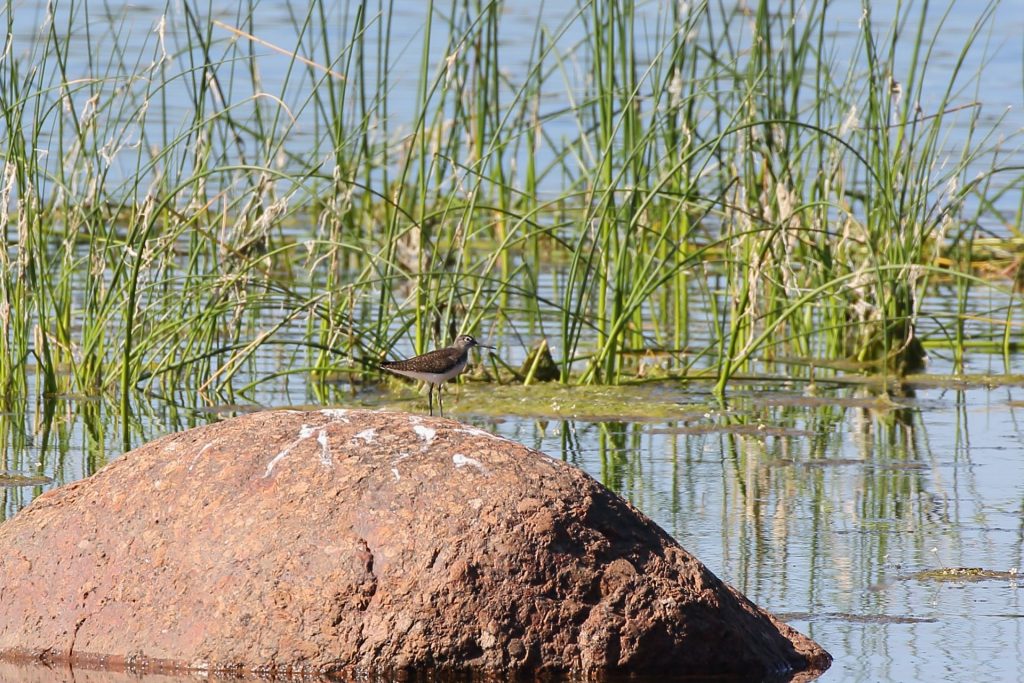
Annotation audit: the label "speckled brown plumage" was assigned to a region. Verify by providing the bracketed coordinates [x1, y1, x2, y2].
[379, 334, 493, 416]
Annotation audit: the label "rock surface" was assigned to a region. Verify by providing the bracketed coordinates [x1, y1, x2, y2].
[0, 409, 831, 678]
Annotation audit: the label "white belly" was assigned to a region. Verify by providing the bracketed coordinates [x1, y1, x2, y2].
[395, 358, 467, 386]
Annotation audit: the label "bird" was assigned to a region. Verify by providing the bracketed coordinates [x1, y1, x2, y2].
[379, 334, 494, 417]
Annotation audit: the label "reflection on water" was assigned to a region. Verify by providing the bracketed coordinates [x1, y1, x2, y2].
[2, 373, 1024, 682]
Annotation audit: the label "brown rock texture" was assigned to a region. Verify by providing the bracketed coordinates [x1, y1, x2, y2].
[0, 409, 831, 679]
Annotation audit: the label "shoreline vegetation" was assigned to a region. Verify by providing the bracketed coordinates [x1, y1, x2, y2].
[0, 0, 1021, 426]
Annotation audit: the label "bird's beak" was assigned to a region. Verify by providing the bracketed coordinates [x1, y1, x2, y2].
[478, 342, 495, 350]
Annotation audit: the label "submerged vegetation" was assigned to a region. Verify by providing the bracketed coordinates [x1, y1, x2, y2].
[0, 0, 1021, 423]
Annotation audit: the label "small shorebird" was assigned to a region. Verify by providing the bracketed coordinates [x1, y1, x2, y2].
[379, 334, 494, 417]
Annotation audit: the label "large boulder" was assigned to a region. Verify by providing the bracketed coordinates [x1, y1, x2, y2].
[0, 409, 830, 678]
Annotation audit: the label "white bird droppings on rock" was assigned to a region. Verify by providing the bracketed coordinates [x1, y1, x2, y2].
[316, 429, 332, 468]
[353, 428, 377, 443]
[188, 442, 215, 472]
[455, 427, 509, 443]
[414, 425, 436, 442]
[264, 441, 298, 478]
[265, 424, 331, 477]
[453, 454, 486, 472]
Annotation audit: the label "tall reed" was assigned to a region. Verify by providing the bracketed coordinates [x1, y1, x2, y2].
[0, 0, 1018, 412]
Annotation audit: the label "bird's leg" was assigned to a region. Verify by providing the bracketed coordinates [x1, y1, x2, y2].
[438, 383, 444, 418]
[427, 383, 434, 416]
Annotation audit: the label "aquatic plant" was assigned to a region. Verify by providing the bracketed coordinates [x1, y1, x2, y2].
[0, 0, 1020, 417]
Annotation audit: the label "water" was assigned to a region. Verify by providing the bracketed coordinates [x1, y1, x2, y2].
[3, 1, 1024, 681]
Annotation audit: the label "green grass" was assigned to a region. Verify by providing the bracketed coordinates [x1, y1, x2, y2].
[0, 0, 1021, 420]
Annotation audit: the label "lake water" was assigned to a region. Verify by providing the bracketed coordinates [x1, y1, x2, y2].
[3, 1, 1024, 681]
